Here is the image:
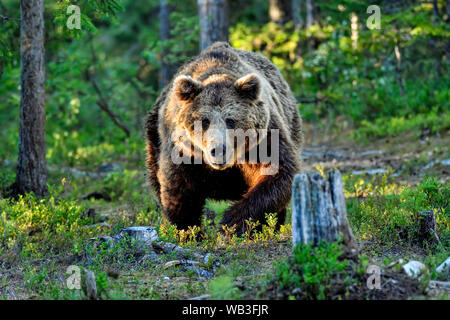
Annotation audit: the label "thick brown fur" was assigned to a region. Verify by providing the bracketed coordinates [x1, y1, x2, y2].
[145, 42, 303, 235]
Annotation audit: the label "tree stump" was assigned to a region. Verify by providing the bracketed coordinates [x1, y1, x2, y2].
[84, 269, 98, 300]
[417, 210, 440, 246]
[291, 170, 358, 252]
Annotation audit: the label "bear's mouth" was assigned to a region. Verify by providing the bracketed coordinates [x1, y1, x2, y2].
[208, 162, 232, 170]
[204, 154, 234, 170]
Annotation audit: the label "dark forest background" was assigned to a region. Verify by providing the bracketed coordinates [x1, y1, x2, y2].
[1, 0, 448, 175]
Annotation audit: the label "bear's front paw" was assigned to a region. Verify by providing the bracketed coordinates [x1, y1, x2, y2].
[219, 210, 233, 226]
[219, 211, 245, 237]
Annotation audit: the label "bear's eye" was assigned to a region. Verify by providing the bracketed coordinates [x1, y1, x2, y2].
[225, 118, 236, 129]
[202, 118, 210, 130]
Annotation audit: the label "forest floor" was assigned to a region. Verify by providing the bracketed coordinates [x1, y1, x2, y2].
[0, 128, 449, 300]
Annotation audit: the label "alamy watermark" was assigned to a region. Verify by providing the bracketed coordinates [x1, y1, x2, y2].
[366, 264, 381, 290]
[66, 265, 81, 290]
[366, 5, 381, 30]
[66, 5, 81, 30]
[171, 121, 280, 176]
[66, 4, 381, 31]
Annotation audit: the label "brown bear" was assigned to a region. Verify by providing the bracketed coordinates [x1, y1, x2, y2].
[145, 42, 303, 235]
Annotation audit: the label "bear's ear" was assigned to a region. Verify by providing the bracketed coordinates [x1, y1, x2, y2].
[234, 73, 261, 101]
[174, 75, 203, 102]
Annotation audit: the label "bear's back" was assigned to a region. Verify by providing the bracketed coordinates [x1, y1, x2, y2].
[227, 44, 302, 148]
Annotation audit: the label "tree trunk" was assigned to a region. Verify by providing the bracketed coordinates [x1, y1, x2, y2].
[432, 0, 439, 25]
[159, 0, 176, 89]
[269, 0, 292, 25]
[15, 0, 48, 197]
[85, 269, 98, 300]
[431, 0, 441, 80]
[197, 0, 229, 52]
[350, 12, 358, 50]
[291, 170, 358, 253]
[394, 43, 405, 96]
[292, 0, 303, 30]
[446, 1, 450, 61]
[305, 0, 314, 29]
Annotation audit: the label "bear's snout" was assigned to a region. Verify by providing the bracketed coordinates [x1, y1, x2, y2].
[208, 143, 229, 168]
[210, 144, 226, 158]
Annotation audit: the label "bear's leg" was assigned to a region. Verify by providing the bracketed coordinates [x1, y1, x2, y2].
[276, 208, 286, 230]
[158, 160, 206, 230]
[220, 150, 297, 235]
[145, 108, 161, 202]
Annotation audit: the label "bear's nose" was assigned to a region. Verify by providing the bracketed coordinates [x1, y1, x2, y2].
[211, 144, 226, 158]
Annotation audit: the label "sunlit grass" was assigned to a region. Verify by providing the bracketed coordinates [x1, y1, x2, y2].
[345, 174, 449, 248]
[353, 109, 450, 140]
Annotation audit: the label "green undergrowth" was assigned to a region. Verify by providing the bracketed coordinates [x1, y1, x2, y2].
[0, 163, 448, 300]
[0, 193, 94, 259]
[271, 241, 359, 300]
[345, 174, 449, 250]
[352, 110, 450, 141]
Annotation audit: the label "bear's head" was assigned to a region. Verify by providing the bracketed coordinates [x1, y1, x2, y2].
[172, 73, 270, 170]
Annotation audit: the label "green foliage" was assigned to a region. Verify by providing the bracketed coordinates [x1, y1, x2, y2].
[231, 22, 304, 82]
[347, 176, 450, 248]
[1, 0, 157, 170]
[275, 241, 351, 300]
[86, 236, 151, 271]
[0, 192, 97, 257]
[1, 0, 448, 169]
[23, 265, 82, 299]
[146, 12, 200, 67]
[230, 2, 449, 132]
[208, 275, 241, 300]
[353, 109, 450, 140]
[22, 263, 128, 300]
[54, 0, 124, 38]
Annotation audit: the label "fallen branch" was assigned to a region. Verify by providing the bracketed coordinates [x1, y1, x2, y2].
[86, 37, 130, 137]
[87, 72, 131, 137]
[296, 96, 319, 104]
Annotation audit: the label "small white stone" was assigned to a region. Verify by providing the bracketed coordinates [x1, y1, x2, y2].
[114, 226, 159, 246]
[402, 260, 427, 279]
[423, 161, 435, 170]
[203, 253, 212, 264]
